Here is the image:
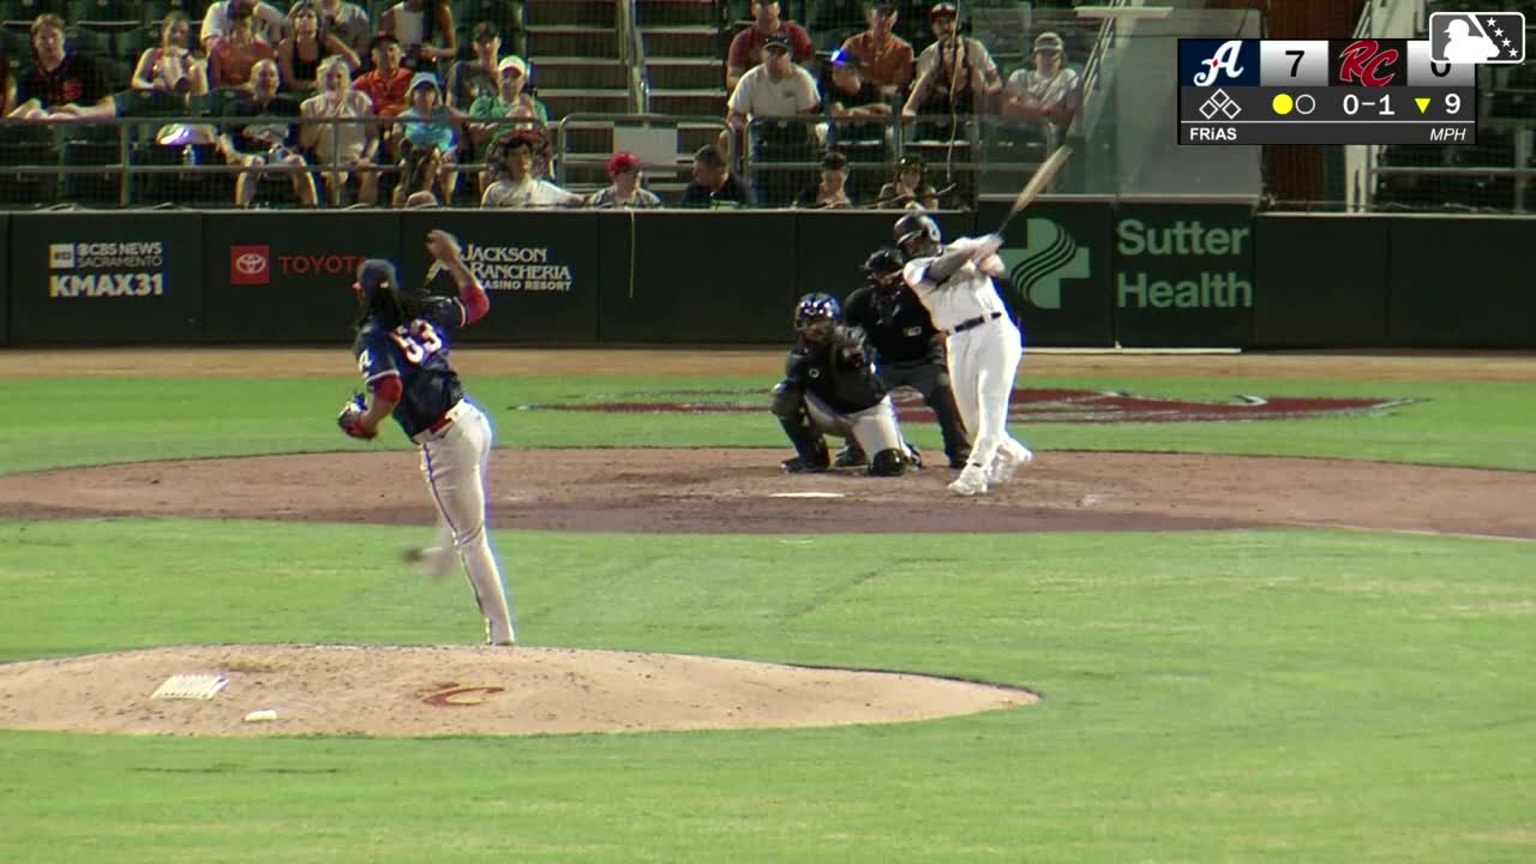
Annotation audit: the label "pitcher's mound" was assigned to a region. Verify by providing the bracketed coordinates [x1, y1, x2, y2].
[0, 644, 1036, 737]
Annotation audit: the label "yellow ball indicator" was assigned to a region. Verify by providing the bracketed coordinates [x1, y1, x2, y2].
[1272, 93, 1295, 116]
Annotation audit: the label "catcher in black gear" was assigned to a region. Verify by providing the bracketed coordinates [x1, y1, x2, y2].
[771, 293, 917, 477]
[836, 247, 972, 469]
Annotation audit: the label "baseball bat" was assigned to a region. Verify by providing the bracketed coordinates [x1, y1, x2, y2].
[996, 144, 1074, 236]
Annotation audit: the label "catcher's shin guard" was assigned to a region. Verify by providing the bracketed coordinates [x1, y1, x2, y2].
[772, 382, 830, 471]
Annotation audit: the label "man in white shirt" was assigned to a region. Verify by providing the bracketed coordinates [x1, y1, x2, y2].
[902, 2, 1000, 121]
[480, 130, 584, 208]
[895, 211, 1033, 496]
[200, 0, 288, 53]
[726, 33, 820, 206]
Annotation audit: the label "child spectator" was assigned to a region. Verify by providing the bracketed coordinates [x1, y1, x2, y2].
[587, 151, 664, 209]
[395, 72, 461, 204]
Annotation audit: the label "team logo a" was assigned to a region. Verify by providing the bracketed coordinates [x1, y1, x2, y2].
[996, 218, 1089, 311]
[1429, 12, 1525, 64]
[1195, 40, 1245, 86]
[1331, 39, 1404, 86]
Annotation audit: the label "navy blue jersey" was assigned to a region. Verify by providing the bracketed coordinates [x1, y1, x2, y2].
[353, 297, 469, 438]
[784, 326, 888, 415]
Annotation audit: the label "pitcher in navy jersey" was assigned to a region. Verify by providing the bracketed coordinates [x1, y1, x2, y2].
[341, 230, 516, 646]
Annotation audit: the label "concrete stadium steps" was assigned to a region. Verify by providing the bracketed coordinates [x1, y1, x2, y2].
[527, 25, 618, 57]
[527, 0, 615, 27]
[646, 57, 722, 91]
[648, 89, 727, 118]
[533, 57, 629, 90]
[635, 0, 721, 28]
[537, 89, 631, 119]
[641, 26, 723, 58]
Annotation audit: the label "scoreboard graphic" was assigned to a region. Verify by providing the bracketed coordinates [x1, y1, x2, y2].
[1178, 38, 1480, 145]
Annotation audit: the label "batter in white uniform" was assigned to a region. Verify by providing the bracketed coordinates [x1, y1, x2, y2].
[895, 212, 1034, 496]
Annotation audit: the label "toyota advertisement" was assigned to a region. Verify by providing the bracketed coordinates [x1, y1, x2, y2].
[202, 213, 401, 341]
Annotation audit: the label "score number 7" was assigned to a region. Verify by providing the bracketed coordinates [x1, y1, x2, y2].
[1285, 49, 1304, 77]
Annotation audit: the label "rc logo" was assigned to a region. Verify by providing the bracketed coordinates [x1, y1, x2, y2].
[997, 218, 1090, 311]
[1180, 39, 1259, 87]
[230, 245, 270, 285]
[49, 244, 76, 270]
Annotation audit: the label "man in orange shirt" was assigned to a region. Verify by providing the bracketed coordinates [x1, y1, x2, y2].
[837, 2, 914, 97]
[353, 33, 413, 118]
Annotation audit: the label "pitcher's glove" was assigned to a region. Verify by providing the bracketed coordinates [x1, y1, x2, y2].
[337, 393, 375, 440]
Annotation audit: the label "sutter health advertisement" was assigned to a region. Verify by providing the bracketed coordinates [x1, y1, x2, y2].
[1112, 203, 1255, 347]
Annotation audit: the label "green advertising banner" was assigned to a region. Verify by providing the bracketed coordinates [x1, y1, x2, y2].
[981, 196, 1115, 347]
[1253, 214, 1389, 348]
[7, 213, 204, 344]
[202, 212, 404, 342]
[1388, 216, 1536, 348]
[1111, 199, 1257, 348]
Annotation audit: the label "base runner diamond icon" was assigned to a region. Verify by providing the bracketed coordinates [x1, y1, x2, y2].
[1198, 88, 1241, 120]
[1429, 12, 1524, 64]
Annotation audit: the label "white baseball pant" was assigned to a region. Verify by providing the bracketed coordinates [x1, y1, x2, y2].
[946, 318, 1029, 476]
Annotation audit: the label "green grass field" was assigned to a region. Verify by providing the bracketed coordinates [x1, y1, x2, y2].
[1, 358, 1533, 863]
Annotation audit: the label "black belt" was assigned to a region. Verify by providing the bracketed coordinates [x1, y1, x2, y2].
[949, 312, 1002, 335]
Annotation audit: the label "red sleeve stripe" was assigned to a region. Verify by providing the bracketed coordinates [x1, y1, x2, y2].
[461, 281, 490, 325]
[365, 369, 400, 383]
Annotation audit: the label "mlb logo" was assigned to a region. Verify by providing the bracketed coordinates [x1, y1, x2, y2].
[230, 245, 270, 285]
[48, 243, 76, 270]
[1179, 39, 1260, 87]
[1429, 12, 1525, 64]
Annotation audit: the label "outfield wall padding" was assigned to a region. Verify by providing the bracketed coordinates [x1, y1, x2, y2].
[1, 207, 1532, 349]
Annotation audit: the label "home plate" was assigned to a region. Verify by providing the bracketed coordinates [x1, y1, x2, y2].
[770, 491, 846, 499]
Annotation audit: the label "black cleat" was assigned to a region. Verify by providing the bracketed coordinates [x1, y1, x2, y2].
[781, 456, 830, 474]
[833, 447, 867, 468]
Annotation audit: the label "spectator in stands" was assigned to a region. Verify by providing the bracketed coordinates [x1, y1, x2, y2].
[481, 129, 583, 208]
[278, 1, 360, 94]
[381, 0, 458, 75]
[817, 51, 890, 151]
[353, 33, 413, 118]
[1002, 31, 1080, 135]
[467, 55, 546, 150]
[587, 151, 663, 209]
[395, 71, 460, 204]
[393, 140, 443, 207]
[726, 1, 815, 90]
[210, 3, 279, 89]
[132, 12, 210, 96]
[216, 58, 320, 209]
[902, 3, 1000, 121]
[838, 2, 914, 97]
[447, 22, 502, 110]
[300, 56, 380, 206]
[318, 0, 373, 61]
[727, 34, 820, 205]
[876, 154, 938, 209]
[795, 150, 854, 209]
[1, 56, 13, 117]
[8, 14, 114, 121]
[201, 0, 288, 54]
[680, 144, 751, 209]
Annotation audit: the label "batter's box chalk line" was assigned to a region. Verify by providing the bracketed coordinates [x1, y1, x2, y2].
[150, 674, 229, 701]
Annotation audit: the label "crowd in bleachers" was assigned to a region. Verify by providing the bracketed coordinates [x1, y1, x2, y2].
[0, 0, 1083, 210]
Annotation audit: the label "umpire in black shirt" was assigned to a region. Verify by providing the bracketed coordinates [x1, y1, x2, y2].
[838, 247, 971, 469]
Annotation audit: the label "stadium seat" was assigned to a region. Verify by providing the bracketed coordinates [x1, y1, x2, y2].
[61, 137, 124, 205]
[0, 1, 62, 24]
[0, 138, 60, 208]
[69, 0, 136, 23]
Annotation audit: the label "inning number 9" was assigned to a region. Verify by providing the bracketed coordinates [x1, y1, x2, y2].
[389, 320, 444, 364]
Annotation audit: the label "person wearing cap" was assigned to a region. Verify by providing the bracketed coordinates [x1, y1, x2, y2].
[726, 31, 821, 203]
[467, 55, 548, 148]
[818, 50, 890, 151]
[446, 21, 502, 110]
[200, 0, 288, 54]
[316, 0, 372, 60]
[209, 2, 279, 88]
[902, 2, 1000, 120]
[727, 0, 815, 90]
[1003, 31, 1081, 133]
[795, 150, 854, 209]
[587, 152, 664, 209]
[396, 71, 461, 202]
[353, 33, 413, 118]
[876, 154, 939, 209]
[481, 128, 584, 209]
[837, 2, 914, 96]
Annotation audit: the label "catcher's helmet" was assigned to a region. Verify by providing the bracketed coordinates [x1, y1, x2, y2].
[794, 293, 840, 329]
[863, 247, 906, 286]
[893, 212, 941, 256]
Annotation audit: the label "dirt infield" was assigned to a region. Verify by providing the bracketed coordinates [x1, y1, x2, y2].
[1, 348, 1529, 738]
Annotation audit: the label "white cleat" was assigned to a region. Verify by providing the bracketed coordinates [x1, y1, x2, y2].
[948, 464, 989, 497]
[988, 445, 1034, 486]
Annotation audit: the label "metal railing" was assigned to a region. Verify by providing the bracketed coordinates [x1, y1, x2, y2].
[553, 112, 731, 189]
[617, 0, 652, 114]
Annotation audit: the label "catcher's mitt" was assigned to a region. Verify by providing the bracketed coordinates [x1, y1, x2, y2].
[337, 393, 375, 440]
[830, 325, 869, 367]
